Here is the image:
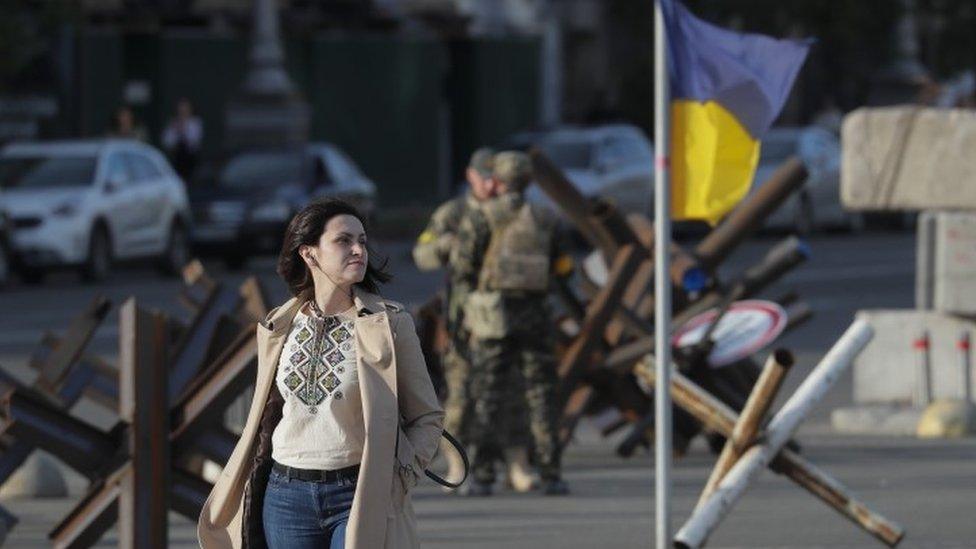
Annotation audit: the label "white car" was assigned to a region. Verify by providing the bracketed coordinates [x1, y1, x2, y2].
[753, 126, 862, 234]
[0, 139, 191, 282]
[522, 124, 655, 216]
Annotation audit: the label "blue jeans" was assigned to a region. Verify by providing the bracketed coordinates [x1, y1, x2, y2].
[262, 468, 356, 549]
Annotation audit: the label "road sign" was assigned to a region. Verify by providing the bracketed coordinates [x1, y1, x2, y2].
[673, 300, 788, 367]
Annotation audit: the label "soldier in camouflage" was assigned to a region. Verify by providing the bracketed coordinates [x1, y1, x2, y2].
[451, 151, 573, 496]
[412, 148, 535, 492]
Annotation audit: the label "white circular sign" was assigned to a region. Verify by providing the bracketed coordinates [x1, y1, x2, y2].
[672, 300, 788, 368]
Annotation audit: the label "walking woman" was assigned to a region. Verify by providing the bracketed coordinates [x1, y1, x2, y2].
[198, 199, 444, 548]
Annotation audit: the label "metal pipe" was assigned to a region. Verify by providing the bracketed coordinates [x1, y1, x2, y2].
[696, 350, 794, 509]
[653, 0, 674, 543]
[604, 238, 809, 374]
[674, 236, 809, 328]
[694, 157, 808, 271]
[633, 358, 904, 547]
[674, 320, 875, 548]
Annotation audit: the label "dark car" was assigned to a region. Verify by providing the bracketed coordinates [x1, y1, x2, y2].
[189, 143, 377, 268]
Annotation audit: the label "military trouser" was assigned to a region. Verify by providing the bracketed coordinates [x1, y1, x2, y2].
[468, 326, 561, 484]
[442, 329, 530, 450]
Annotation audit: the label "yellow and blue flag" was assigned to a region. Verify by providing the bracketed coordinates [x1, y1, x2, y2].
[663, 0, 811, 223]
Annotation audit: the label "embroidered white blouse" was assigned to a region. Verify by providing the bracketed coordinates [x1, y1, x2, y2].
[271, 304, 365, 470]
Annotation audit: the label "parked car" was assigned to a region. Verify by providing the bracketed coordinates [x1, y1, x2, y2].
[517, 124, 655, 217]
[750, 126, 862, 234]
[0, 139, 191, 283]
[188, 143, 377, 268]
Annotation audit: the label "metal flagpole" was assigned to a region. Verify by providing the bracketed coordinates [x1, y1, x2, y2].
[653, 0, 673, 546]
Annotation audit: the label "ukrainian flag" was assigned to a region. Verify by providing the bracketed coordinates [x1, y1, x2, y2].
[663, 0, 811, 223]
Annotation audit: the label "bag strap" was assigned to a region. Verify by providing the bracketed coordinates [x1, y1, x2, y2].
[425, 430, 469, 489]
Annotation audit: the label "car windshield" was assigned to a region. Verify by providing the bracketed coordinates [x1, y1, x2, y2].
[218, 151, 305, 188]
[0, 155, 97, 189]
[538, 139, 594, 170]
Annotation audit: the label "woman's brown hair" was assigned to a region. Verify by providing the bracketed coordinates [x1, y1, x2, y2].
[277, 199, 390, 299]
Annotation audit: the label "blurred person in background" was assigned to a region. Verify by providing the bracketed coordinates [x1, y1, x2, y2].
[412, 148, 536, 493]
[450, 151, 573, 497]
[198, 199, 444, 548]
[162, 97, 204, 180]
[108, 105, 147, 141]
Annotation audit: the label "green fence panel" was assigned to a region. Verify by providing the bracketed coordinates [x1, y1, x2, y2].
[78, 30, 124, 137]
[156, 31, 249, 158]
[448, 38, 541, 181]
[308, 35, 447, 207]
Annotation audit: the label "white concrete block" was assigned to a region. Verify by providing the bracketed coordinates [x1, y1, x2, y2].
[852, 310, 976, 404]
[841, 107, 976, 211]
[830, 405, 921, 436]
[934, 212, 976, 313]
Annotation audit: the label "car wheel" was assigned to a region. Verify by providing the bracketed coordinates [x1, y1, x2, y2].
[794, 193, 816, 237]
[81, 225, 111, 283]
[158, 223, 190, 276]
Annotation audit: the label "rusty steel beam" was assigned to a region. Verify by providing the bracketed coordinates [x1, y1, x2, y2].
[697, 349, 794, 508]
[602, 237, 808, 375]
[694, 157, 808, 271]
[1, 389, 116, 478]
[624, 213, 704, 287]
[50, 466, 124, 549]
[28, 332, 118, 411]
[168, 284, 245, 402]
[559, 385, 595, 447]
[633, 359, 904, 547]
[118, 299, 170, 548]
[171, 468, 213, 519]
[171, 330, 256, 443]
[33, 297, 111, 394]
[673, 236, 809, 329]
[0, 344, 116, 488]
[529, 148, 622, 256]
[181, 426, 240, 466]
[557, 245, 642, 402]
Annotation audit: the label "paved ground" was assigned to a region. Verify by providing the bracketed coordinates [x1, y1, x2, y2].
[2, 230, 974, 548]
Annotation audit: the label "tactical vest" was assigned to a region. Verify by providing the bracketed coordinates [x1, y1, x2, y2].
[477, 197, 553, 293]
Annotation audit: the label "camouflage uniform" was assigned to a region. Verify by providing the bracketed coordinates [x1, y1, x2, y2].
[452, 153, 573, 485]
[412, 192, 479, 441]
[412, 162, 530, 451]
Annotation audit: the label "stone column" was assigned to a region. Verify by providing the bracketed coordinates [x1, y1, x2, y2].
[224, 0, 309, 150]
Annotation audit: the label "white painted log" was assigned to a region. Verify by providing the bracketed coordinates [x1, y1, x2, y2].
[674, 319, 873, 548]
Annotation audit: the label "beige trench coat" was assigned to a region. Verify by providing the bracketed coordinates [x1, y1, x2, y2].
[198, 288, 444, 549]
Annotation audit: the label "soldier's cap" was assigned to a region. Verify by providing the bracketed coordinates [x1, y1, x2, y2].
[469, 147, 495, 177]
[491, 151, 533, 191]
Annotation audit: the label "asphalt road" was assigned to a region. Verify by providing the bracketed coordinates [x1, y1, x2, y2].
[2, 230, 974, 548]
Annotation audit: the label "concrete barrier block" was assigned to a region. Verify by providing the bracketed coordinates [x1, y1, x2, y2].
[852, 310, 976, 404]
[917, 399, 976, 438]
[831, 405, 921, 436]
[841, 107, 976, 211]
